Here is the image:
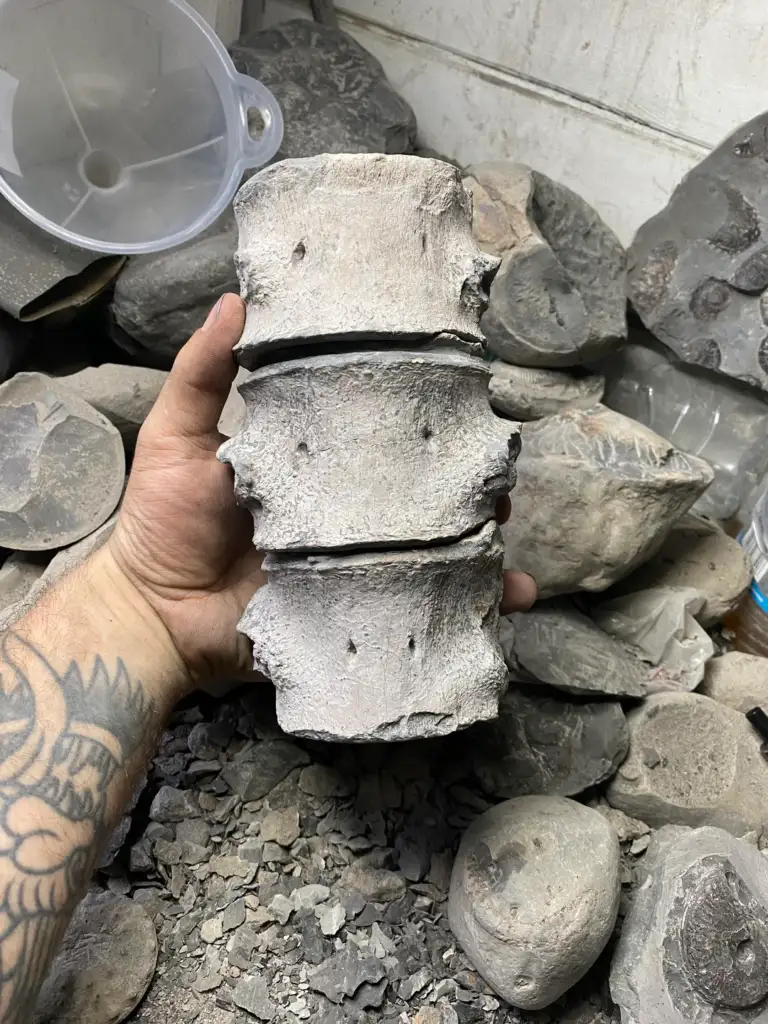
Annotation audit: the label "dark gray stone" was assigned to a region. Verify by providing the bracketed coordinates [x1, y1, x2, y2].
[627, 110, 768, 394]
[308, 949, 387, 1004]
[232, 20, 416, 163]
[33, 890, 157, 1024]
[466, 162, 626, 367]
[149, 785, 201, 824]
[221, 740, 310, 800]
[466, 685, 628, 798]
[503, 601, 651, 699]
[232, 975, 276, 1020]
[611, 825, 768, 1024]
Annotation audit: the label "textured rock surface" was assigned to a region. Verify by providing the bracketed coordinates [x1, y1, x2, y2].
[0, 373, 125, 550]
[501, 405, 714, 596]
[233, 155, 498, 364]
[488, 361, 604, 420]
[448, 796, 620, 1010]
[241, 522, 506, 741]
[232, 20, 416, 162]
[611, 825, 768, 1024]
[220, 350, 519, 549]
[592, 587, 714, 692]
[0, 551, 47, 609]
[627, 110, 768, 393]
[607, 692, 768, 835]
[0, 515, 116, 630]
[112, 214, 239, 363]
[700, 651, 768, 712]
[467, 685, 628, 799]
[59, 364, 167, 446]
[614, 513, 752, 627]
[465, 161, 626, 367]
[33, 889, 157, 1024]
[503, 601, 652, 699]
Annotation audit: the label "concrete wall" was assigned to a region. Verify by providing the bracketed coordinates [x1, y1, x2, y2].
[262, 0, 768, 244]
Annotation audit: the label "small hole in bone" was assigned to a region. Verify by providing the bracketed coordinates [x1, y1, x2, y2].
[735, 938, 755, 966]
[292, 241, 306, 262]
[297, 442, 309, 456]
[422, 426, 433, 440]
[250, 498, 263, 514]
[408, 636, 415, 653]
[347, 640, 357, 655]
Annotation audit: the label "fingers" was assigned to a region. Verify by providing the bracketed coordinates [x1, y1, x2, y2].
[501, 571, 537, 615]
[149, 294, 246, 442]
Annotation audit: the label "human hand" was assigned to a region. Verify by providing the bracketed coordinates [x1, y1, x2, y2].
[107, 294, 535, 688]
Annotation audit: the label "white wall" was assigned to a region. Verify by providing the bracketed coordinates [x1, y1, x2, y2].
[263, 0, 768, 245]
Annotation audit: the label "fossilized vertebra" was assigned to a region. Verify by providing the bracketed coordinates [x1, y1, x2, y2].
[221, 153, 516, 742]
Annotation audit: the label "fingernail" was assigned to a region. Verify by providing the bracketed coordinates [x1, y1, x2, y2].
[204, 296, 224, 329]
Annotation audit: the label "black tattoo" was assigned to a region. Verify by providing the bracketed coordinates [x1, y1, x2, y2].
[0, 631, 155, 1020]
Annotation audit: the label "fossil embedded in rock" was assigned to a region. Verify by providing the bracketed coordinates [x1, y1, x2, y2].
[0, 373, 125, 551]
[221, 154, 514, 743]
[220, 350, 518, 551]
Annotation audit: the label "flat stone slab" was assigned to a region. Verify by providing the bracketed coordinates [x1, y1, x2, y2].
[0, 372, 125, 550]
[241, 522, 507, 742]
[220, 350, 519, 550]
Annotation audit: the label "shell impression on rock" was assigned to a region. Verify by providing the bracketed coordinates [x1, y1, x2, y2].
[219, 153, 518, 742]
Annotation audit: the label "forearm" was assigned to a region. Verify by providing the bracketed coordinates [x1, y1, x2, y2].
[0, 545, 189, 1022]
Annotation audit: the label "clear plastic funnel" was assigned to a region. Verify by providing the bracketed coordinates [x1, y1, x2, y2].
[0, 0, 284, 254]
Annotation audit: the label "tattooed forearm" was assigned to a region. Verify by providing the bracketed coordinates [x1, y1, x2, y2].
[0, 631, 160, 1022]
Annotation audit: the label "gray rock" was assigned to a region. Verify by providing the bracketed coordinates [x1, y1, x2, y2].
[489, 361, 604, 420]
[591, 587, 714, 692]
[221, 740, 309, 800]
[613, 513, 752, 627]
[341, 860, 406, 902]
[700, 651, 768, 712]
[232, 975, 276, 1020]
[112, 214, 238, 364]
[293, 884, 330, 911]
[220, 350, 519, 550]
[299, 764, 354, 799]
[626, 109, 768, 394]
[0, 515, 117, 631]
[232, 155, 498, 363]
[606, 692, 768, 835]
[58, 364, 167, 446]
[448, 796, 620, 1009]
[260, 807, 300, 847]
[223, 898, 247, 933]
[242, 523, 507, 741]
[149, 786, 201, 824]
[610, 825, 768, 1024]
[308, 949, 387, 1003]
[503, 601, 651, 699]
[0, 552, 47, 610]
[501, 405, 714, 596]
[465, 161, 626, 367]
[317, 903, 347, 936]
[33, 889, 157, 1024]
[232, 20, 416, 161]
[0, 373, 125, 551]
[467, 685, 628, 798]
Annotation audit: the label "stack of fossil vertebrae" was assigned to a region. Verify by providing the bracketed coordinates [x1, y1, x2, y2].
[219, 154, 520, 742]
